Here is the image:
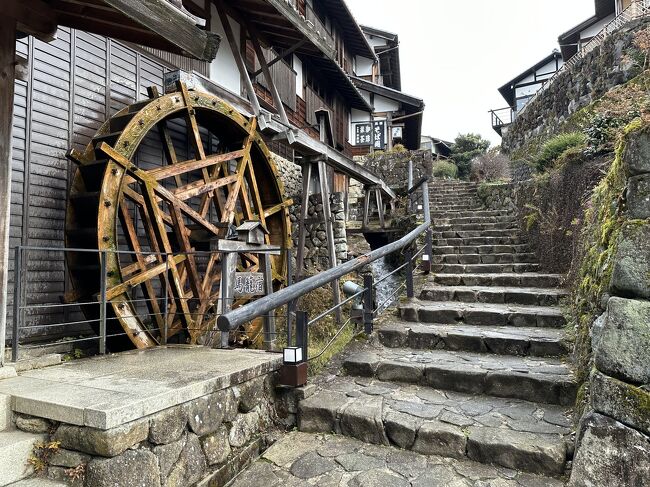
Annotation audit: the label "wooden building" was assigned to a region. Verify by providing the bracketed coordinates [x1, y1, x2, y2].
[1, 0, 403, 358]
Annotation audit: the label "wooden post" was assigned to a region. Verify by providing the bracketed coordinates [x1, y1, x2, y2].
[295, 162, 312, 280]
[260, 253, 275, 350]
[318, 158, 341, 323]
[219, 252, 237, 348]
[0, 17, 17, 366]
[375, 188, 385, 229]
[362, 186, 371, 229]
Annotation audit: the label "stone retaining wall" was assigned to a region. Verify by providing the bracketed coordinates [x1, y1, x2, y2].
[568, 126, 650, 485]
[503, 18, 649, 152]
[13, 372, 304, 487]
[476, 182, 517, 212]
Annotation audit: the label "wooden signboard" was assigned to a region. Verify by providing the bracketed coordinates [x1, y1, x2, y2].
[234, 272, 265, 297]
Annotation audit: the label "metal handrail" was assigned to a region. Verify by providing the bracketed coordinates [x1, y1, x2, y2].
[520, 0, 649, 116]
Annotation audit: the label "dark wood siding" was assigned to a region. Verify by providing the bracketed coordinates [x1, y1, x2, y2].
[8, 28, 198, 341]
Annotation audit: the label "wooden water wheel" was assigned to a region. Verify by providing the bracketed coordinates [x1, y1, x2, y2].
[65, 82, 291, 349]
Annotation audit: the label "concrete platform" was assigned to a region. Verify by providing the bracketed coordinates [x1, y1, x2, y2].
[0, 346, 282, 430]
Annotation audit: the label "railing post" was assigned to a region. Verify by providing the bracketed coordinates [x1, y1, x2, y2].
[422, 179, 432, 274]
[405, 248, 415, 299]
[99, 250, 107, 355]
[286, 248, 293, 345]
[407, 159, 414, 212]
[11, 246, 21, 362]
[295, 310, 308, 361]
[363, 273, 374, 335]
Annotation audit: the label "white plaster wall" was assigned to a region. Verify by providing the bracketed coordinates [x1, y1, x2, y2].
[355, 56, 374, 77]
[373, 94, 400, 113]
[349, 109, 371, 144]
[581, 14, 615, 40]
[209, 4, 241, 95]
[366, 35, 388, 49]
[294, 55, 304, 98]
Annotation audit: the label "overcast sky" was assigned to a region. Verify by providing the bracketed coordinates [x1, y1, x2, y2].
[345, 0, 596, 145]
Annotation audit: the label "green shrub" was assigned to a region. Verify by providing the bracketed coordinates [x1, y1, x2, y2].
[432, 160, 458, 179]
[535, 133, 586, 171]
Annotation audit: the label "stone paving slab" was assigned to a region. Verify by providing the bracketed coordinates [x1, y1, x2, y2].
[432, 253, 537, 265]
[377, 321, 568, 358]
[420, 285, 568, 306]
[400, 300, 566, 328]
[432, 263, 541, 274]
[227, 431, 567, 486]
[297, 375, 573, 477]
[433, 245, 532, 255]
[0, 346, 281, 430]
[341, 345, 576, 406]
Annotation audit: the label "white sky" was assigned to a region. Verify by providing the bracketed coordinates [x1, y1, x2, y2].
[345, 0, 596, 145]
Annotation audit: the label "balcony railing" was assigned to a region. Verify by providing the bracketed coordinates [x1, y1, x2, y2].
[489, 107, 515, 135]
[519, 0, 650, 117]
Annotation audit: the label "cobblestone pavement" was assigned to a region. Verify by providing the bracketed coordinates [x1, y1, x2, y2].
[228, 431, 565, 487]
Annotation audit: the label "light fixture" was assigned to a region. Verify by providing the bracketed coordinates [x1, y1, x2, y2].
[283, 346, 303, 364]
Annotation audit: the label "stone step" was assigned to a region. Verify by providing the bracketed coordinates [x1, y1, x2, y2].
[0, 430, 47, 485]
[244, 431, 565, 487]
[341, 348, 576, 406]
[431, 205, 485, 212]
[432, 229, 521, 239]
[431, 272, 564, 288]
[434, 222, 518, 232]
[432, 244, 532, 255]
[434, 236, 528, 246]
[1, 392, 11, 431]
[399, 301, 566, 328]
[431, 263, 541, 274]
[378, 321, 568, 357]
[431, 210, 514, 218]
[431, 253, 537, 265]
[420, 285, 567, 306]
[434, 215, 518, 225]
[298, 377, 572, 475]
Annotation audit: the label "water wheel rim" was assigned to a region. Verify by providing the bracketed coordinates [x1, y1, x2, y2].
[66, 87, 291, 349]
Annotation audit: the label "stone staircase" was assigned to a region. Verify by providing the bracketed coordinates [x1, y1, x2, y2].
[298, 180, 575, 483]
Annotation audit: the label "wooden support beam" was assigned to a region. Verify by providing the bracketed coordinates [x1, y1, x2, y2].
[245, 19, 290, 127]
[375, 188, 385, 229]
[318, 159, 342, 323]
[214, 0, 262, 116]
[295, 162, 312, 281]
[251, 39, 307, 78]
[0, 17, 16, 366]
[6, 0, 57, 42]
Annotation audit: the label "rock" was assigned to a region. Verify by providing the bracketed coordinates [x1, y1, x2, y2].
[627, 174, 650, 219]
[86, 449, 161, 487]
[228, 410, 259, 448]
[188, 389, 236, 436]
[201, 425, 231, 465]
[149, 405, 187, 445]
[412, 465, 471, 487]
[412, 421, 466, 459]
[15, 414, 51, 434]
[54, 419, 149, 457]
[590, 371, 650, 436]
[49, 448, 91, 468]
[569, 412, 650, 486]
[349, 469, 411, 487]
[466, 426, 566, 475]
[335, 451, 385, 471]
[343, 353, 380, 377]
[339, 397, 389, 446]
[385, 449, 428, 479]
[48, 466, 84, 487]
[623, 126, 650, 175]
[229, 461, 280, 487]
[289, 451, 337, 479]
[593, 297, 650, 384]
[384, 411, 418, 449]
[239, 376, 265, 413]
[165, 433, 207, 487]
[610, 222, 650, 299]
[316, 435, 358, 458]
[376, 361, 422, 383]
[153, 436, 185, 480]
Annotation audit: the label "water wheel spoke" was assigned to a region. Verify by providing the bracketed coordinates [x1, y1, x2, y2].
[146, 150, 244, 182]
[106, 254, 187, 301]
[168, 202, 203, 309]
[173, 174, 238, 201]
[118, 203, 165, 331]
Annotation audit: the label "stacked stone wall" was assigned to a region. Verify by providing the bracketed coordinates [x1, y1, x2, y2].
[503, 18, 649, 152]
[12, 371, 305, 487]
[567, 125, 650, 485]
